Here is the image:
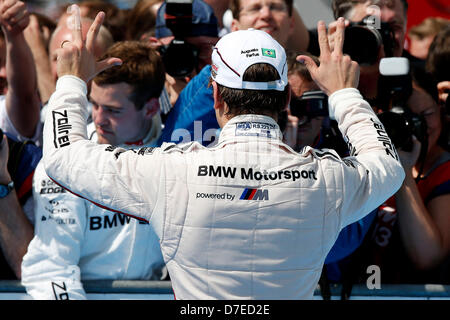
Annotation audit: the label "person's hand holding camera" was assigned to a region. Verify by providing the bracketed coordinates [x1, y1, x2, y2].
[397, 135, 421, 175]
[437, 81, 450, 105]
[297, 18, 360, 96]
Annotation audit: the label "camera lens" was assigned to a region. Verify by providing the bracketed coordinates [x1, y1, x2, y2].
[162, 40, 198, 78]
[290, 91, 328, 121]
[344, 26, 382, 65]
[377, 111, 412, 150]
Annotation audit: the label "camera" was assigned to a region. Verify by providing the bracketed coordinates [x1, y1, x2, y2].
[343, 15, 395, 65]
[290, 91, 329, 125]
[288, 91, 349, 156]
[376, 58, 428, 153]
[159, 0, 199, 78]
[377, 107, 427, 152]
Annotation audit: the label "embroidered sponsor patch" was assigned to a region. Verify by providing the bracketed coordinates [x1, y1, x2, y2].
[235, 122, 278, 138]
[52, 110, 72, 148]
[262, 48, 276, 58]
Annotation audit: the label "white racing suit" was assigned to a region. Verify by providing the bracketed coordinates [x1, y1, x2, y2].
[21, 112, 165, 300]
[38, 76, 405, 299]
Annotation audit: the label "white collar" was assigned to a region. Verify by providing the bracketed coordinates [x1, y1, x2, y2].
[218, 114, 282, 144]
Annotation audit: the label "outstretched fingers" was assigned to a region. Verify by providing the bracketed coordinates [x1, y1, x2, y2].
[295, 18, 359, 96]
[86, 11, 104, 53]
[317, 20, 331, 60]
[332, 17, 346, 56]
[297, 20, 330, 79]
[86, 12, 122, 75]
[67, 4, 82, 46]
[296, 54, 318, 78]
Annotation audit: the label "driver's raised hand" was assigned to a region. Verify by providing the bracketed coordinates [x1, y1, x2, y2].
[55, 5, 121, 83]
[297, 18, 359, 96]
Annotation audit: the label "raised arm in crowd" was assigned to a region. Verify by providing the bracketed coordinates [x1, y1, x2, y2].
[0, 0, 40, 143]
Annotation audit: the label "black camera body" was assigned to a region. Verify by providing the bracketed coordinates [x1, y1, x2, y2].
[376, 58, 428, 153]
[343, 15, 395, 65]
[377, 107, 428, 152]
[289, 91, 329, 125]
[159, 0, 199, 78]
[288, 91, 349, 156]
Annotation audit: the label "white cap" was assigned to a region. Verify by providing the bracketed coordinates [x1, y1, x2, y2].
[211, 29, 288, 91]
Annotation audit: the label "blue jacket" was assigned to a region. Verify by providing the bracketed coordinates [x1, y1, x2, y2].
[158, 65, 219, 147]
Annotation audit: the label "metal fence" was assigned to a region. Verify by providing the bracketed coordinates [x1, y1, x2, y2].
[0, 280, 449, 300]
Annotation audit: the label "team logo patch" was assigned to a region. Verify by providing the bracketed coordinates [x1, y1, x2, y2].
[240, 188, 269, 200]
[236, 122, 252, 130]
[262, 48, 276, 58]
[52, 110, 72, 148]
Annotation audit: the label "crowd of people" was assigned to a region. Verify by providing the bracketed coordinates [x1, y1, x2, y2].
[0, 0, 448, 300]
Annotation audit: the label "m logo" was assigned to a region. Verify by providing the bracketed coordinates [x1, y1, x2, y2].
[240, 188, 269, 200]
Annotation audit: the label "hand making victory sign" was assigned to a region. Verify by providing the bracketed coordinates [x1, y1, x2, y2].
[55, 4, 122, 83]
[297, 18, 360, 96]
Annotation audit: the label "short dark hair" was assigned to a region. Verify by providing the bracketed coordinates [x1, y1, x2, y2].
[408, 66, 447, 150]
[230, 0, 294, 19]
[213, 63, 290, 118]
[426, 25, 450, 83]
[94, 41, 166, 110]
[331, 0, 408, 19]
[125, 0, 160, 41]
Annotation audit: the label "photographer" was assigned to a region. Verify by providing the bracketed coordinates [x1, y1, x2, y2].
[158, 0, 305, 146]
[340, 69, 450, 286]
[325, 0, 408, 102]
[283, 52, 324, 151]
[380, 70, 449, 282]
[394, 73, 450, 280]
[283, 51, 348, 155]
[150, 0, 220, 107]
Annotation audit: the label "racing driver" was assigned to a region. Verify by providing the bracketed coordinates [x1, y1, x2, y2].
[39, 9, 405, 299]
